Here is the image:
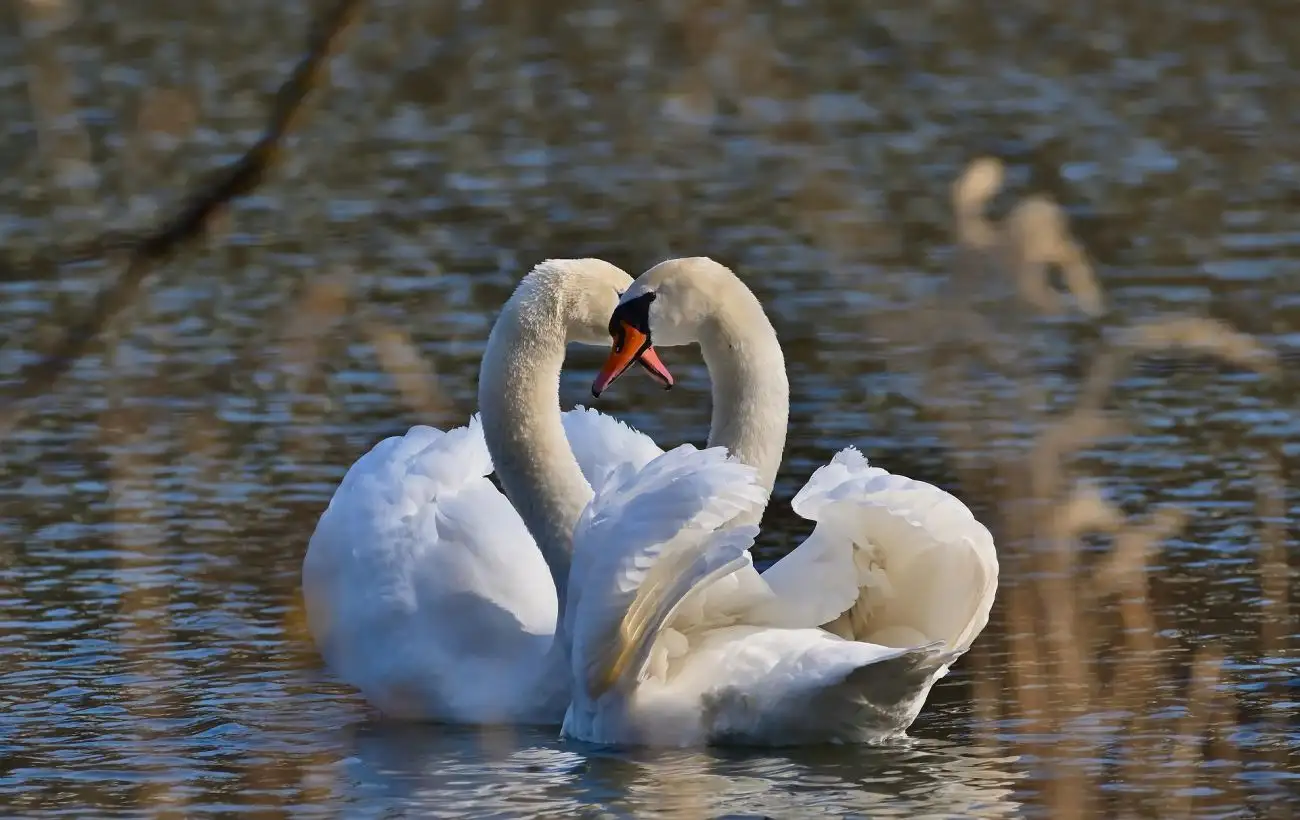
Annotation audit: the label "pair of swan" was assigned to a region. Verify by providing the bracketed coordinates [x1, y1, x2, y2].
[302, 257, 998, 746]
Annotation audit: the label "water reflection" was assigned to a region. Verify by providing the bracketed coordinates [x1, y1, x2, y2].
[345, 720, 1025, 818]
[1, 0, 1297, 817]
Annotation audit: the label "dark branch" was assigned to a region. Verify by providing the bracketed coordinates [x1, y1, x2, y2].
[0, 0, 366, 435]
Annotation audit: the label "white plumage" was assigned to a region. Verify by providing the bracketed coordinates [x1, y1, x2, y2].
[302, 256, 1000, 746]
[302, 258, 673, 725]
[561, 444, 989, 746]
[301, 410, 663, 724]
[559, 257, 1000, 746]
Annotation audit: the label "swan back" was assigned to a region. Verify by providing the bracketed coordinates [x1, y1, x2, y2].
[302, 417, 560, 721]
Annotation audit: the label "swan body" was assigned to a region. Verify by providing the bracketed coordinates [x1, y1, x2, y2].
[566, 257, 999, 746]
[561, 444, 960, 746]
[302, 259, 668, 724]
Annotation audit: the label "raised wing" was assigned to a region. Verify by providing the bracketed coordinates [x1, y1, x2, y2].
[767, 446, 998, 656]
[561, 405, 664, 495]
[566, 445, 768, 699]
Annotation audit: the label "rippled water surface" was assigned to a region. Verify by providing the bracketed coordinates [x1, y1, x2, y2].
[1, 1, 1298, 817]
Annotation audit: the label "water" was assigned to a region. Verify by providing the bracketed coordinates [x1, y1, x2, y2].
[1, 1, 1297, 816]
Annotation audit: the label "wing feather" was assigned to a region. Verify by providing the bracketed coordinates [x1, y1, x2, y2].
[767, 446, 998, 654]
[561, 405, 664, 495]
[567, 445, 768, 699]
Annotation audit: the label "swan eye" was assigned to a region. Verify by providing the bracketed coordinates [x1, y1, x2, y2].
[608, 291, 657, 339]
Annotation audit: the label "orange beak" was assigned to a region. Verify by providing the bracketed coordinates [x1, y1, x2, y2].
[592, 322, 673, 397]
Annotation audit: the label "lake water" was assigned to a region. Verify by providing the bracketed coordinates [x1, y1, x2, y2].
[1, 1, 1297, 817]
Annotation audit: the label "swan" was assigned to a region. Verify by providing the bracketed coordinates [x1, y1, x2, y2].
[560, 257, 1000, 746]
[301, 258, 674, 725]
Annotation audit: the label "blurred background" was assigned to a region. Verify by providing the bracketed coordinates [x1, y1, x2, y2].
[0, 0, 1296, 817]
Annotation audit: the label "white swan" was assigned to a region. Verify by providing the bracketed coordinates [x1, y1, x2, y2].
[560, 257, 1000, 746]
[301, 258, 673, 724]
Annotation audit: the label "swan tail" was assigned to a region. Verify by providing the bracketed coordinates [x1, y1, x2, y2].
[569, 444, 767, 702]
[696, 635, 958, 746]
[820, 640, 959, 741]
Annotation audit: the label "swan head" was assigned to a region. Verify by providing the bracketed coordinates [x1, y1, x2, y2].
[520, 258, 675, 389]
[592, 256, 735, 396]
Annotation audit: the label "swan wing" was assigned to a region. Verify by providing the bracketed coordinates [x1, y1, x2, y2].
[567, 445, 768, 698]
[561, 405, 664, 495]
[302, 416, 559, 722]
[741, 448, 889, 628]
[764, 447, 998, 655]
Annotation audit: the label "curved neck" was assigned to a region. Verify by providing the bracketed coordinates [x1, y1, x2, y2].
[478, 299, 592, 608]
[698, 280, 789, 525]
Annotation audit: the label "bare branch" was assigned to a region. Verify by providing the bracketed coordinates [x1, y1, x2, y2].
[0, 0, 366, 436]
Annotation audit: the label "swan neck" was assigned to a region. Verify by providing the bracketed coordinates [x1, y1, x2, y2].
[699, 281, 789, 523]
[478, 299, 592, 608]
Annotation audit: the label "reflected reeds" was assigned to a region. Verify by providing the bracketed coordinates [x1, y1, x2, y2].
[898, 157, 1293, 819]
